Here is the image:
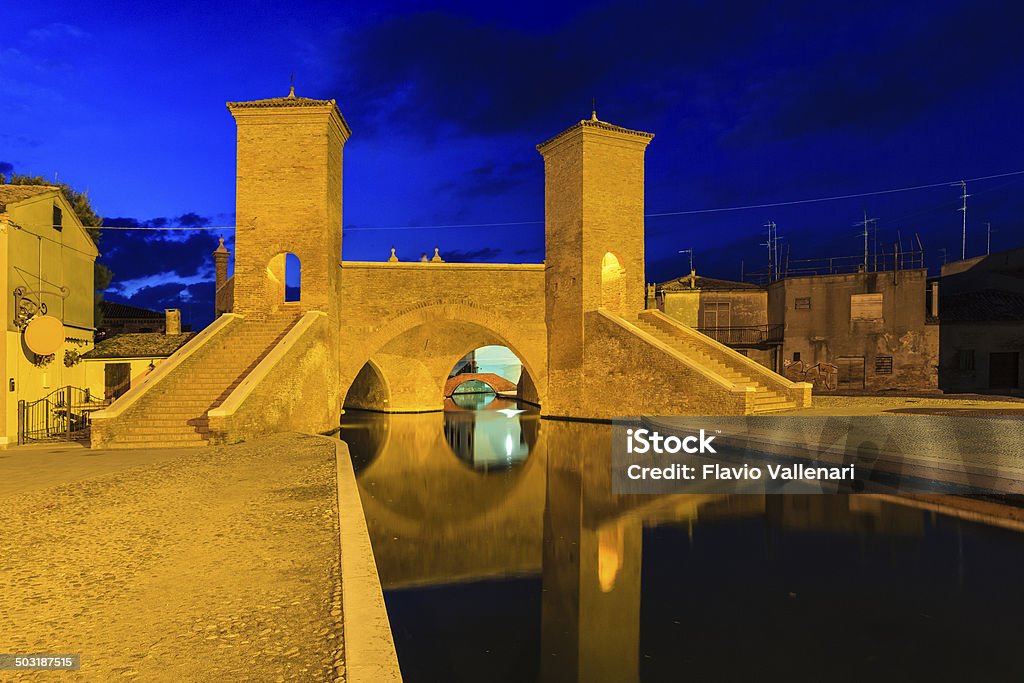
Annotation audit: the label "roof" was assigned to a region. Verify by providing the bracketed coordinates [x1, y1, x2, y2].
[657, 272, 762, 292]
[940, 289, 1024, 323]
[0, 185, 59, 212]
[100, 300, 165, 320]
[227, 88, 351, 136]
[83, 332, 196, 359]
[537, 115, 653, 152]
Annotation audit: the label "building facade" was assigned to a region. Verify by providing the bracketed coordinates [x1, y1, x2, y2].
[647, 270, 781, 371]
[768, 268, 938, 392]
[0, 185, 98, 446]
[938, 248, 1024, 395]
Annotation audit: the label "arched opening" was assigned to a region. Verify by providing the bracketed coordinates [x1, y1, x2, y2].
[267, 252, 301, 303]
[446, 345, 523, 409]
[601, 251, 625, 311]
[442, 344, 538, 471]
[344, 360, 391, 412]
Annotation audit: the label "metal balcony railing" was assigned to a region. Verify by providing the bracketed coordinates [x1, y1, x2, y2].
[695, 324, 784, 346]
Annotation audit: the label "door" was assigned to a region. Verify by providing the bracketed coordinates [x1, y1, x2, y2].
[989, 352, 1020, 389]
[837, 356, 865, 389]
[105, 363, 131, 400]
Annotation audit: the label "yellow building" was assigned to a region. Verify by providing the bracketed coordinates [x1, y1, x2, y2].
[0, 185, 98, 446]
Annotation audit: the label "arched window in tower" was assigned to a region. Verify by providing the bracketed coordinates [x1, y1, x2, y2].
[284, 253, 301, 302]
[267, 252, 301, 303]
[601, 252, 625, 311]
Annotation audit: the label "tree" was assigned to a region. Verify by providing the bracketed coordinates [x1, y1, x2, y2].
[2, 173, 114, 325]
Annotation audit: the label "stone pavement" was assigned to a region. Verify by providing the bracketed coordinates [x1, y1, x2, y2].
[0, 433, 344, 681]
[786, 393, 1024, 416]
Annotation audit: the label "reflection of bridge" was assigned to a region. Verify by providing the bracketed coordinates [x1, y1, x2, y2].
[350, 413, 1015, 682]
[444, 373, 517, 397]
[92, 92, 810, 448]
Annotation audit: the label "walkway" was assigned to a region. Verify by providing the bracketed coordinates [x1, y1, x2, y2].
[0, 434, 345, 681]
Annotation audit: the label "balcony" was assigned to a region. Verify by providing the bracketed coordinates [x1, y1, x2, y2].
[695, 324, 784, 346]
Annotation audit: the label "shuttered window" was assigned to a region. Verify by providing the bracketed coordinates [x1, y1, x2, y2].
[851, 293, 883, 321]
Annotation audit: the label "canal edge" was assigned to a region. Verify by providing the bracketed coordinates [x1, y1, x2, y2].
[329, 435, 404, 682]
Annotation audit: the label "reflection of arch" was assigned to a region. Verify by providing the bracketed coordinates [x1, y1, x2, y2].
[267, 251, 301, 303]
[339, 300, 547, 412]
[344, 360, 391, 411]
[601, 252, 625, 311]
[347, 411, 547, 589]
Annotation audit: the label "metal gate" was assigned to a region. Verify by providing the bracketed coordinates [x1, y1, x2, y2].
[18, 386, 95, 444]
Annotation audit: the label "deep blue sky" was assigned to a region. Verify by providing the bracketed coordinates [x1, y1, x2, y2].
[4, 0, 1024, 329]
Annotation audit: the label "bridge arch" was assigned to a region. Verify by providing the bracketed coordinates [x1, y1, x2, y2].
[340, 299, 547, 414]
[444, 373, 517, 398]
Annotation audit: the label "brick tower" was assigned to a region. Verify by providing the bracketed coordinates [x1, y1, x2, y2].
[227, 87, 351, 320]
[537, 111, 653, 415]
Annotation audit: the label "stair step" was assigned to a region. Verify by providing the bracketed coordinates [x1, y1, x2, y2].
[752, 402, 796, 413]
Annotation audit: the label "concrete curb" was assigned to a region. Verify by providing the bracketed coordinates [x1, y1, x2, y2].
[330, 437, 403, 682]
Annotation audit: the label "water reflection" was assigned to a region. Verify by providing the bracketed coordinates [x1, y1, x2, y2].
[444, 396, 536, 470]
[341, 410, 1024, 682]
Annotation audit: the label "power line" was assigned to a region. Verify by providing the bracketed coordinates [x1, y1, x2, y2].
[93, 168, 1024, 232]
[646, 169, 1024, 217]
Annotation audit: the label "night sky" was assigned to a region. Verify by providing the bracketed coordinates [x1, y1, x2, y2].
[4, 1, 1024, 330]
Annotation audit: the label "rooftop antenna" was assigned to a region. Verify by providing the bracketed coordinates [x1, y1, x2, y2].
[853, 209, 875, 270]
[954, 179, 968, 259]
[591, 97, 597, 121]
[762, 220, 778, 281]
[986, 222, 995, 255]
[678, 248, 694, 274]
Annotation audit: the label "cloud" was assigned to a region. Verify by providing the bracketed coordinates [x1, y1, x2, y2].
[27, 23, 89, 42]
[98, 220, 224, 283]
[731, 0, 1024, 141]
[434, 159, 536, 198]
[328, 1, 773, 139]
[440, 247, 504, 262]
[105, 281, 214, 330]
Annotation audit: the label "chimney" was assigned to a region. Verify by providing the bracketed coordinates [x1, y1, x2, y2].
[930, 281, 939, 318]
[165, 308, 181, 336]
[214, 238, 230, 291]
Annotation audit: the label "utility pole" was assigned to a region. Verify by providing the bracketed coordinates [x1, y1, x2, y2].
[956, 180, 968, 260]
[986, 222, 993, 255]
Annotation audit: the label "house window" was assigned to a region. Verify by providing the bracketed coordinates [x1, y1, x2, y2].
[792, 351, 801, 361]
[703, 301, 730, 328]
[53, 204, 63, 231]
[957, 349, 975, 371]
[795, 297, 811, 310]
[851, 293, 883, 321]
[874, 356, 893, 374]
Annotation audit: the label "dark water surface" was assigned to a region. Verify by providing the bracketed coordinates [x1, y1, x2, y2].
[341, 399, 1024, 682]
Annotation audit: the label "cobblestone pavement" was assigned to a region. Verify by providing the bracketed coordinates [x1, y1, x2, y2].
[0, 433, 344, 681]
[788, 394, 1024, 415]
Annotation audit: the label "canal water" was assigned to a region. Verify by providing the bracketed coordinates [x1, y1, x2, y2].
[341, 397, 1024, 682]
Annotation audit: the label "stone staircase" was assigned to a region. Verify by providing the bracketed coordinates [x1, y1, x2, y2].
[100, 314, 299, 447]
[632, 318, 798, 413]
